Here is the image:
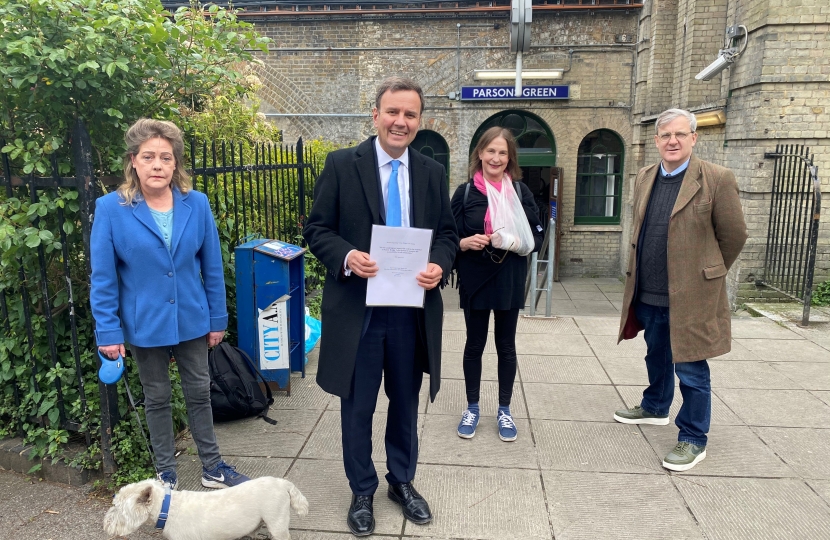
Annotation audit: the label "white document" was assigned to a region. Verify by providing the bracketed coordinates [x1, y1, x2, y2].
[366, 225, 433, 307]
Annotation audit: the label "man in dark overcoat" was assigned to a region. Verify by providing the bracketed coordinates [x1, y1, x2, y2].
[303, 77, 457, 536]
[615, 108, 747, 472]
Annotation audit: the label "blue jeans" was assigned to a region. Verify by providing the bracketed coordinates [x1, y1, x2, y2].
[130, 337, 222, 473]
[636, 302, 711, 447]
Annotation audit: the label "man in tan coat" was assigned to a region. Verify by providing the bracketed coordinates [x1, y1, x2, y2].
[614, 108, 747, 471]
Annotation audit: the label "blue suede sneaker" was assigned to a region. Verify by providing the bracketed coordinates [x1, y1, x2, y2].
[497, 410, 517, 442]
[158, 470, 177, 490]
[201, 461, 250, 489]
[457, 409, 480, 439]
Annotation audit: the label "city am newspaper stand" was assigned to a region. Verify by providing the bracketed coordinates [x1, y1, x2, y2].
[235, 239, 306, 395]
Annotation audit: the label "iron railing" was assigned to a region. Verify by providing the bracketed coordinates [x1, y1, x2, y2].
[759, 144, 821, 326]
[189, 138, 320, 249]
[0, 120, 320, 473]
[0, 120, 100, 458]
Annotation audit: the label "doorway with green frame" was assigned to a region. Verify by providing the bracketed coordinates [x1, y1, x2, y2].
[469, 111, 557, 227]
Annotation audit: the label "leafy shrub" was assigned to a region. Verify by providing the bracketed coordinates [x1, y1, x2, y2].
[0, 0, 271, 486]
[0, 0, 269, 178]
[812, 280, 830, 307]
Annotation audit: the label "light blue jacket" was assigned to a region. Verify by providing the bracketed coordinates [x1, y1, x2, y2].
[90, 187, 228, 348]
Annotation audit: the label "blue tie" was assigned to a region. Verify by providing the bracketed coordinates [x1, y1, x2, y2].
[386, 160, 401, 227]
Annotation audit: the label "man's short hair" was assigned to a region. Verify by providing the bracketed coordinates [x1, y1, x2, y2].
[374, 77, 425, 114]
[655, 108, 697, 134]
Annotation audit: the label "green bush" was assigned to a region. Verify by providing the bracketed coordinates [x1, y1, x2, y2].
[0, 0, 342, 487]
[1, 0, 268, 177]
[812, 280, 830, 307]
[0, 0, 271, 486]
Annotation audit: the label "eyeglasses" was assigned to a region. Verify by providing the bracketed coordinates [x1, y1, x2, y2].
[484, 241, 514, 264]
[656, 131, 694, 142]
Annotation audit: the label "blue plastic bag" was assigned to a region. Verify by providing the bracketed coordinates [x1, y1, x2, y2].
[304, 307, 322, 363]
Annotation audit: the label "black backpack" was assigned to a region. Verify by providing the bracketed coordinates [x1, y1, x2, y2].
[208, 342, 277, 425]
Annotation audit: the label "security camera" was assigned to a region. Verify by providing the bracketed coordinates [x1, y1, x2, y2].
[695, 48, 737, 81]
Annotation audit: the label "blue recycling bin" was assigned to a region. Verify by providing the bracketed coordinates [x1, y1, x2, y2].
[235, 239, 306, 392]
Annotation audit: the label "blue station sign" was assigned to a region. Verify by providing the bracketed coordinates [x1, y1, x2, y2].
[461, 85, 570, 101]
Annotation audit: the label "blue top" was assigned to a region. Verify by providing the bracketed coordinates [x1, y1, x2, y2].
[90, 187, 228, 348]
[660, 157, 690, 177]
[149, 207, 174, 251]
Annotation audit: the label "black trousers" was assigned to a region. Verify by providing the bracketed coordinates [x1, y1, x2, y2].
[340, 306, 422, 496]
[462, 307, 519, 407]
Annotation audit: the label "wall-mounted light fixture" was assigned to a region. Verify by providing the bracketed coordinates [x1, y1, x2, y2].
[695, 109, 727, 127]
[474, 69, 564, 81]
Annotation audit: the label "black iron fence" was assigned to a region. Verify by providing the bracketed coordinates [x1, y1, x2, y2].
[0, 119, 320, 473]
[759, 144, 822, 326]
[189, 138, 320, 248]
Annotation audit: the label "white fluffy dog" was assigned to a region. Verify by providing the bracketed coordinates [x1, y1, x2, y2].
[104, 476, 308, 540]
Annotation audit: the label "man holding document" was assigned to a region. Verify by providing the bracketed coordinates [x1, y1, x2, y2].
[303, 77, 457, 537]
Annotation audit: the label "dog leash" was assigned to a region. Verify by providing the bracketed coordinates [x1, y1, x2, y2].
[122, 363, 160, 475]
[97, 349, 159, 474]
[119, 362, 170, 530]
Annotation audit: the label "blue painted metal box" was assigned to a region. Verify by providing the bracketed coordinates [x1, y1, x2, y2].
[235, 239, 306, 392]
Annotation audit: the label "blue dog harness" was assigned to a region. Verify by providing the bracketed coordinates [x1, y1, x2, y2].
[155, 486, 172, 530]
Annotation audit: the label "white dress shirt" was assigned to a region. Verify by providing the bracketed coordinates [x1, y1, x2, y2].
[374, 138, 411, 228]
[343, 140, 412, 275]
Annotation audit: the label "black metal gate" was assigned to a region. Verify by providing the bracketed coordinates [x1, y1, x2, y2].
[759, 145, 822, 326]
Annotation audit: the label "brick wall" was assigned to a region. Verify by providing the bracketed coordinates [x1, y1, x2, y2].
[251, 1, 830, 289]
[252, 12, 639, 277]
[634, 0, 830, 306]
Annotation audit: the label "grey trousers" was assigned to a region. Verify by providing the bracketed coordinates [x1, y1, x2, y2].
[130, 336, 221, 473]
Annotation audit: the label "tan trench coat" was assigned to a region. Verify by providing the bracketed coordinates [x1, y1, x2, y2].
[618, 154, 748, 362]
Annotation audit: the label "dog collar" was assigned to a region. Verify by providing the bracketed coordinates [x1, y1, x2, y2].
[155, 486, 172, 530]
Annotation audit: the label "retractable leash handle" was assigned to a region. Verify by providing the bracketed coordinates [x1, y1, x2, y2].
[97, 349, 125, 385]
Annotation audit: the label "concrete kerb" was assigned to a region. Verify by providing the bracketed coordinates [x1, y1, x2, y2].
[744, 301, 830, 325]
[0, 437, 101, 486]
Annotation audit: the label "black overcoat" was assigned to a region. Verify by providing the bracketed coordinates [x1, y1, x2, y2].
[302, 137, 458, 401]
[450, 180, 543, 310]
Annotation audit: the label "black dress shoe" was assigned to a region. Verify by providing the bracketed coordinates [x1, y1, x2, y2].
[388, 482, 432, 524]
[347, 494, 375, 537]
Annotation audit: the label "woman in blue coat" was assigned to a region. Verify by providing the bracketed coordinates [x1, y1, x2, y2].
[91, 118, 249, 490]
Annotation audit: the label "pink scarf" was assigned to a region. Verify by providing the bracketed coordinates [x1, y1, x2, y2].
[473, 170, 507, 234]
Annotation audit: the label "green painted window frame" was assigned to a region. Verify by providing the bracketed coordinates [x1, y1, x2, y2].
[574, 129, 624, 225]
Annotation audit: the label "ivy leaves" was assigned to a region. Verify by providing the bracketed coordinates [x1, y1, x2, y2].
[0, 0, 280, 483]
[0, 0, 270, 177]
[0, 190, 76, 260]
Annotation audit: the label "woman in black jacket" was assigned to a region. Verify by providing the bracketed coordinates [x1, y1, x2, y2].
[450, 127, 544, 442]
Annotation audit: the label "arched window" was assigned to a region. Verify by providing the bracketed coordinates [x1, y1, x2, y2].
[412, 130, 450, 181]
[470, 111, 556, 161]
[575, 129, 624, 225]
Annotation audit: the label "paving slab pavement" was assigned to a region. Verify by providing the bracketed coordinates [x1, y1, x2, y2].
[3, 278, 830, 539]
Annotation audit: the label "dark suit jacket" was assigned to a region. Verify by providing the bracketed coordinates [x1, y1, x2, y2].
[303, 137, 458, 401]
